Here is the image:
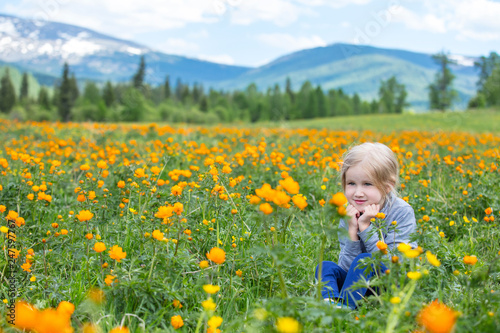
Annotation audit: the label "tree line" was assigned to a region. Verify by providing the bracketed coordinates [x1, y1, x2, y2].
[0, 51, 499, 123]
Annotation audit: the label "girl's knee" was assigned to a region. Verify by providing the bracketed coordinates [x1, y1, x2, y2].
[316, 261, 339, 275]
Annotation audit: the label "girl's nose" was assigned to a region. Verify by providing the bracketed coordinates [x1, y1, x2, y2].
[354, 186, 363, 197]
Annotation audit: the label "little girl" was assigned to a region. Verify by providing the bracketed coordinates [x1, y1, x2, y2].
[316, 142, 417, 309]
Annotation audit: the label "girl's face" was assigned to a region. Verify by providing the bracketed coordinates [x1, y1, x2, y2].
[344, 164, 386, 212]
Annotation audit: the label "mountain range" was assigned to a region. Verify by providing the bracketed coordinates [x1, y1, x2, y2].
[0, 13, 480, 109]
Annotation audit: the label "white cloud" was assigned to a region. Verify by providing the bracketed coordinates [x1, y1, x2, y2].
[294, 0, 372, 8]
[392, 7, 447, 33]
[197, 54, 235, 65]
[392, 0, 500, 40]
[230, 0, 302, 26]
[257, 33, 327, 52]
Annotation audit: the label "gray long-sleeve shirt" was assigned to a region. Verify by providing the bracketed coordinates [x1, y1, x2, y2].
[338, 194, 417, 272]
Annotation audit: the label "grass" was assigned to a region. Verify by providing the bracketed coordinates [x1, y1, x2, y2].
[266, 108, 500, 133]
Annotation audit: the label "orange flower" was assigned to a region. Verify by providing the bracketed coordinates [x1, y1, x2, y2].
[171, 315, 184, 329]
[152, 230, 164, 241]
[108, 245, 127, 262]
[134, 168, 145, 178]
[117, 180, 125, 188]
[105, 274, 116, 286]
[279, 177, 300, 195]
[109, 326, 129, 333]
[376, 241, 388, 251]
[259, 203, 273, 215]
[155, 206, 174, 219]
[199, 260, 210, 269]
[173, 202, 184, 215]
[12, 301, 39, 330]
[485, 207, 493, 215]
[292, 195, 308, 210]
[329, 192, 347, 206]
[463, 255, 478, 265]
[417, 300, 457, 333]
[93, 242, 106, 253]
[206, 247, 226, 264]
[76, 210, 94, 222]
[6, 210, 19, 221]
[171, 185, 183, 196]
[97, 160, 108, 169]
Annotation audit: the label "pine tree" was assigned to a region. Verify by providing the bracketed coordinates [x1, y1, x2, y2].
[428, 52, 457, 111]
[0, 69, 17, 113]
[378, 76, 408, 113]
[20, 72, 29, 101]
[164, 75, 171, 99]
[38, 86, 51, 110]
[58, 63, 74, 121]
[102, 81, 115, 107]
[132, 56, 146, 89]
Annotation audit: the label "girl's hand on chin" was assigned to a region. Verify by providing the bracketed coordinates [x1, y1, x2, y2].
[357, 204, 380, 231]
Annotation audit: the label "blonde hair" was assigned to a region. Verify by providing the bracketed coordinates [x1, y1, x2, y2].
[340, 142, 399, 205]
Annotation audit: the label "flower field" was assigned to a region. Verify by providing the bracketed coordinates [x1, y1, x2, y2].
[0, 119, 499, 333]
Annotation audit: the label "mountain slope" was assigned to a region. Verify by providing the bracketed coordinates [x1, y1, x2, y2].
[0, 13, 250, 85]
[212, 44, 478, 109]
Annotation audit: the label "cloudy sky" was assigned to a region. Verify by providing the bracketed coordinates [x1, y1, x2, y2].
[1, 0, 500, 67]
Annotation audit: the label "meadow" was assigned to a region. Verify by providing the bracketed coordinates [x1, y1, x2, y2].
[0, 113, 499, 332]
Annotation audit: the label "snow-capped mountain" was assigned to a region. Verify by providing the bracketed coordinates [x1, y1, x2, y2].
[0, 13, 250, 85]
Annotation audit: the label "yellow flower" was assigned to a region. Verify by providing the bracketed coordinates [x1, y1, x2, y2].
[202, 297, 216, 311]
[171, 315, 184, 329]
[0, 226, 8, 233]
[404, 249, 420, 259]
[426, 251, 441, 267]
[390, 296, 401, 304]
[397, 243, 412, 253]
[203, 284, 220, 294]
[276, 317, 301, 333]
[30, 276, 36, 282]
[407, 271, 422, 280]
[199, 260, 210, 269]
[206, 247, 226, 264]
[208, 316, 223, 329]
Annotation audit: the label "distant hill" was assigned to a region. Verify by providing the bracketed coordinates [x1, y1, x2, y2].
[0, 13, 480, 109]
[211, 44, 478, 110]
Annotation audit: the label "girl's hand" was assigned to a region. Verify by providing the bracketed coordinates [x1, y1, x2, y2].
[357, 204, 380, 232]
[346, 204, 360, 241]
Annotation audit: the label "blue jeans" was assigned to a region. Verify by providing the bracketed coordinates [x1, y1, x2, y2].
[315, 253, 386, 309]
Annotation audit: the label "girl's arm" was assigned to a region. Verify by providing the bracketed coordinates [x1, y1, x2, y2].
[338, 218, 363, 272]
[357, 204, 417, 253]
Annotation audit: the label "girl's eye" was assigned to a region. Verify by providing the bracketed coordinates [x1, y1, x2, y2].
[347, 182, 355, 186]
[364, 183, 372, 186]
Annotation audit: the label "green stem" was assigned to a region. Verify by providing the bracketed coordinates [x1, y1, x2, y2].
[148, 244, 157, 282]
[385, 280, 417, 333]
[316, 234, 326, 301]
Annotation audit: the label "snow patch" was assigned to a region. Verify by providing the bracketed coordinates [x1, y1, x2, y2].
[61, 38, 102, 57]
[126, 47, 142, 55]
[449, 54, 475, 67]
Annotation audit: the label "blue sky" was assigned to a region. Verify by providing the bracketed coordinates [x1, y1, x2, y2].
[2, 0, 500, 67]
